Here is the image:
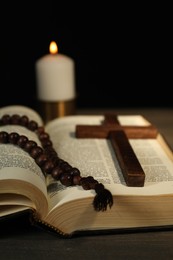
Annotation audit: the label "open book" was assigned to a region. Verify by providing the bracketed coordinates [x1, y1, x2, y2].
[0, 105, 173, 237]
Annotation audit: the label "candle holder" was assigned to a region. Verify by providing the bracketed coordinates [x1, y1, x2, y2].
[38, 99, 76, 123]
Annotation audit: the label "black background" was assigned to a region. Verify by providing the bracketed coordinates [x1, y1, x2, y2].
[0, 2, 172, 110]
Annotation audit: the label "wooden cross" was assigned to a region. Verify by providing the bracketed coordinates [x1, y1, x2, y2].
[75, 113, 158, 187]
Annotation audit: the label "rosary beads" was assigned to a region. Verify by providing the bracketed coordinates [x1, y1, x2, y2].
[0, 114, 113, 211]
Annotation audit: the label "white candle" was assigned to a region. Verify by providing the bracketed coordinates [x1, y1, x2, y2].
[35, 41, 76, 102]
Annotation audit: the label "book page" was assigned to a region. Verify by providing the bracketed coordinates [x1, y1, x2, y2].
[0, 206, 31, 217]
[0, 106, 48, 218]
[0, 194, 34, 217]
[45, 115, 173, 212]
[0, 140, 48, 217]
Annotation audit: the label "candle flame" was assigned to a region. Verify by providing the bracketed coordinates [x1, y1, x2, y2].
[49, 41, 58, 54]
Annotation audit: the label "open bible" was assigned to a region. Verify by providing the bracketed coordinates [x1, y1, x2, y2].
[0, 105, 173, 237]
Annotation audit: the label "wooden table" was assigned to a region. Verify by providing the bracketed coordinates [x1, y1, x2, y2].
[1, 107, 173, 260]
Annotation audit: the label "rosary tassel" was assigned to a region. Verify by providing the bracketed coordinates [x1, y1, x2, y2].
[79, 177, 113, 211]
[93, 183, 113, 211]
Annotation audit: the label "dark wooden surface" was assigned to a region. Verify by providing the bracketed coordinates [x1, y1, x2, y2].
[0, 108, 173, 260]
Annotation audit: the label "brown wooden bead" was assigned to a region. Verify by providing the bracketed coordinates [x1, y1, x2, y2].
[38, 132, 50, 140]
[80, 177, 91, 190]
[56, 159, 64, 165]
[11, 114, 21, 125]
[24, 140, 37, 152]
[60, 162, 71, 171]
[36, 126, 45, 135]
[60, 172, 73, 186]
[35, 153, 48, 166]
[20, 115, 29, 127]
[1, 115, 11, 125]
[89, 181, 98, 189]
[28, 120, 38, 131]
[86, 176, 98, 189]
[51, 166, 64, 180]
[8, 132, 20, 144]
[42, 160, 55, 174]
[45, 147, 58, 158]
[70, 167, 80, 176]
[72, 175, 82, 185]
[41, 139, 53, 148]
[17, 135, 28, 148]
[0, 131, 9, 143]
[29, 146, 43, 159]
